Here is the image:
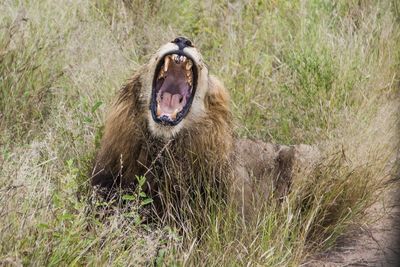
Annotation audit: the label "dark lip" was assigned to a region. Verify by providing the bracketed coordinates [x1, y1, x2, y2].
[150, 50, 198, 126]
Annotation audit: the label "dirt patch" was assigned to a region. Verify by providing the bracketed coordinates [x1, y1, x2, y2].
[304, 187, 400, 266]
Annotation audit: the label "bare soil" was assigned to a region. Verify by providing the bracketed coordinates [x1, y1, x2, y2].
[304, 187, 400, 267]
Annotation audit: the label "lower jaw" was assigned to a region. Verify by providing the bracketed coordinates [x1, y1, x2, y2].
[151, 98, 193, 126]
[148, 115, 185, 139]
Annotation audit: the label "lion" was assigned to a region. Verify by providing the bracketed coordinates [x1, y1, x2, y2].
[91, 37, 319, 221]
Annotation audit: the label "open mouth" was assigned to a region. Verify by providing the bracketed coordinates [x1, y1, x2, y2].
[151, 52, 197, 126]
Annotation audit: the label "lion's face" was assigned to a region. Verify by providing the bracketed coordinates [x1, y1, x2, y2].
[145, 37, 209, 139]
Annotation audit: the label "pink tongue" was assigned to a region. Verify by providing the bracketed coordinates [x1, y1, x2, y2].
[160, 92, 182, 113]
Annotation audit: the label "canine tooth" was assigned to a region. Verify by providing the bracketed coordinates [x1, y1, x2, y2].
[164, 56, 170, 72]
[156, 101, 161, 116]
[171, 111, 176, 120]
[158, 69, 165, 79]
[185, 60, 192, 70]
[171, 109, 179, 120]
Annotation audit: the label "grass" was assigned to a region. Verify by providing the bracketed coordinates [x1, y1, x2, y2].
[0, 0, 399, 266]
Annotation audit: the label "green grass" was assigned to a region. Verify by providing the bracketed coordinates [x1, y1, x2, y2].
[0, 0, 399, 266]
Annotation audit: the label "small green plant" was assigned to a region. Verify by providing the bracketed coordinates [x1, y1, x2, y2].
[120, 175, 154, 224]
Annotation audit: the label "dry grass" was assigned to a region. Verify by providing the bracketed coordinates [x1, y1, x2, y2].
[0, 0, 399, 266]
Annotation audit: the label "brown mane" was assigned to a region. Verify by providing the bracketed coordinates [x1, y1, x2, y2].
[91, 41, 319, 221]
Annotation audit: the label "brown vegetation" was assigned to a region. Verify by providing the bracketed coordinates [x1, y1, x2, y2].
[1, 1, 398, 265]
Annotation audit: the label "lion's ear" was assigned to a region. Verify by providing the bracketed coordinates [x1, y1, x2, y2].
[205, 75, 230, 112]
[115, 72, 143, 106]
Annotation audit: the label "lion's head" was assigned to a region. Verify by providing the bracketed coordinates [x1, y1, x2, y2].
[141, 37, 210, 139]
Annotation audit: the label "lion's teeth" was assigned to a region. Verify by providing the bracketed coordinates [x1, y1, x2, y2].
[185, 60, 193, 86]
[171, 108, 182, 120]
[185, 60, 192, 70]
[171, 109, 178, 120]
[173, 54, 180, 63]
[158, 69, 165, 79]
[164, 56, 170, 72]
[156, 101, 161, 116]
[180, 55, 187, 63]
[186, 71, 192, 86]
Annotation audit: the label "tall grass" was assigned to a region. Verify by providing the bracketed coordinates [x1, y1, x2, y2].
[0, 0, 399, 266]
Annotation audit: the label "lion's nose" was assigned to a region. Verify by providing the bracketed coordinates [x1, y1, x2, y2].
[172, 37, 193, 50]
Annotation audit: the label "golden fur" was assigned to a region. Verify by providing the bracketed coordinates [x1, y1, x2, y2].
[91, 39, 319, 219]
